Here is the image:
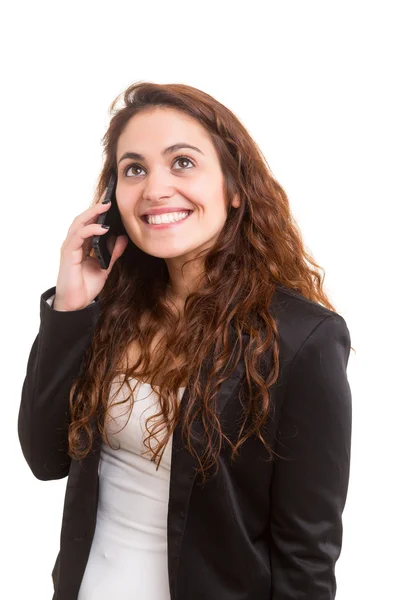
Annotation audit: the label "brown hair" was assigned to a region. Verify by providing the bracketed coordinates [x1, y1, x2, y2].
[68, 81, 350, 484]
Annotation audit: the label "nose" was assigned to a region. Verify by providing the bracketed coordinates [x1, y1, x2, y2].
[142, 166, 175, 201]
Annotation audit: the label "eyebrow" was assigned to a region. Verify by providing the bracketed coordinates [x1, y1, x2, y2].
[117, 143, 205, 165]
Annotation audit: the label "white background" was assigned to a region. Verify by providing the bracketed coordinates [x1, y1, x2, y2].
[2, 1, 399, 598]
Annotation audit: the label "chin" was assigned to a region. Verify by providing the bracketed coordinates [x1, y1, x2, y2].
[146, 248, 194, 260]
[144, 239, 204, 260]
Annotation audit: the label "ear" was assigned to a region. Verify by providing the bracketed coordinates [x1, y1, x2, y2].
[231, 193, 240, 209]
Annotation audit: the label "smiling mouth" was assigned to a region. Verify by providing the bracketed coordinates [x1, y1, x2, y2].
[141, 210, 194, 225]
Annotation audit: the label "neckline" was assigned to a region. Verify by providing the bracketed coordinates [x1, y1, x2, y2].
[127, 376, 186, 389]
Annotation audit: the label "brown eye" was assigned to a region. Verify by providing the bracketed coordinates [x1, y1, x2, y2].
[123, 155, 195, 178]
[124, 164, 145, 177]
[174, 156, 195, 170]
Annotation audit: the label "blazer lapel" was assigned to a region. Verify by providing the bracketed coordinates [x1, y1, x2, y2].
[167, 323, 249, 598]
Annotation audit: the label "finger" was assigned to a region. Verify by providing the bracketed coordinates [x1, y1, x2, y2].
[106, 235, 117, 256]
[68, 197, 112, 234]
[62, 223, 110, 257]
[106, 235, 129, 272]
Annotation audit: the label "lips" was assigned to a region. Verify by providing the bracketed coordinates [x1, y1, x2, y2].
[141, 210, 193, 222]
[141, 208, 193, 217]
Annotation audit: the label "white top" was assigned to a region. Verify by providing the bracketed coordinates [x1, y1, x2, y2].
[46, 294, 185, 599]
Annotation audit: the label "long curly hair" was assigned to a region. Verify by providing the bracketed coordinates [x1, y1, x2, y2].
[67, 81, 348, 484]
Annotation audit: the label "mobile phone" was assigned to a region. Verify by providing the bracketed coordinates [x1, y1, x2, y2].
[92, 173, 126, 269]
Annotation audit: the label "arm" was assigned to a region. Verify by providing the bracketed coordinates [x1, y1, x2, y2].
[18, 286, 101, 481]
[268, 314, 352, 599]
[47, 294, 97, 310]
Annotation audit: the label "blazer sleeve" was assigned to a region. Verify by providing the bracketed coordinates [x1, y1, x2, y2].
[268, 314, 352, 600]
[18, 286, 101, 481]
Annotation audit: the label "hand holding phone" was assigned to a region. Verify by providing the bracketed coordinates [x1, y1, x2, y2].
[53, 175, 129, 311]
[92, 173, 125, 269]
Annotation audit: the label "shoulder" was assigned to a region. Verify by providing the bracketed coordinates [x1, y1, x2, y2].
[271, 282, 341, 320]
[270, 283, 350, 360]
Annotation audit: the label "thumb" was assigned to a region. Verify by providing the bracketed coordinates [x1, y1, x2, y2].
[107, 235, 129, 269]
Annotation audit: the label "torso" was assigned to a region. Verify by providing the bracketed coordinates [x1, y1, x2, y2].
[118, 305, 187, 387]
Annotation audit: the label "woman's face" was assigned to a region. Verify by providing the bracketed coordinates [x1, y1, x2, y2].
[115, 107, 239, 262]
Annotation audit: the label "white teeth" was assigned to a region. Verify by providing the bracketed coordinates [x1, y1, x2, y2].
[145, 211, 191, 225]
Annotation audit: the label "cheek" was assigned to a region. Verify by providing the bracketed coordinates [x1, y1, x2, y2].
[197, 206, 227, 240]
[183, 175, 222, 205]
[201, 194, 227, 220]
[116, 197, 139, 220]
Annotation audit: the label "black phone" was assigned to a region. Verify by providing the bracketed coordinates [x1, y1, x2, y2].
[92, 173, 126, 269]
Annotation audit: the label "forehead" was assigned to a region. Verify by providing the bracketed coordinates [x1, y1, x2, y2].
[116, 107, 213, 157]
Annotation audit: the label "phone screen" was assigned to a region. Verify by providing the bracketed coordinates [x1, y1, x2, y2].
[92, 174, 125, 269]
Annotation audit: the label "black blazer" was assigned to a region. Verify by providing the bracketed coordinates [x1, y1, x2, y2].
[18, 283, 352, 600]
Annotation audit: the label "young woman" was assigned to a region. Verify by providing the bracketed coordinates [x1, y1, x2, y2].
[18, 81, 353, 600]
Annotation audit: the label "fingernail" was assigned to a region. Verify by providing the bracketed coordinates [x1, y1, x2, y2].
[102, 199, 111, 204]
